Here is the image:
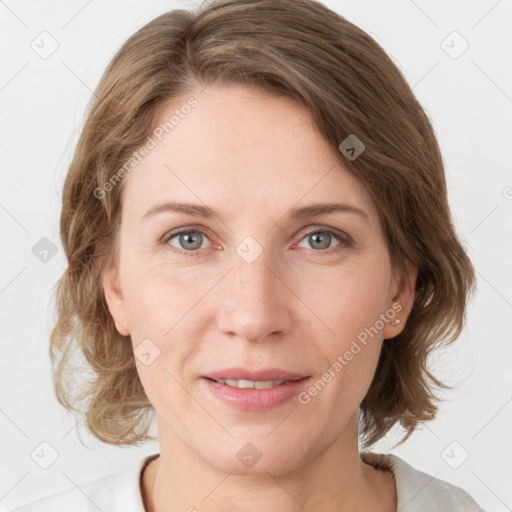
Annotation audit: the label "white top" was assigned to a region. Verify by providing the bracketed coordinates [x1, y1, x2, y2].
[7, 452, 485, 511]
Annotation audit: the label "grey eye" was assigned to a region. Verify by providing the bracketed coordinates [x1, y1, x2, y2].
[168, 231, 209, 251]
[297, 230, 343, 251]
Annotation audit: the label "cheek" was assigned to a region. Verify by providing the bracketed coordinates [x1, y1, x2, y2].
[126, 278, 203, 425]
[121, 260, 192, 338]
[297, 258, 391, 402]
[120, 261, 207, 382]
[306, 259, 391, 347]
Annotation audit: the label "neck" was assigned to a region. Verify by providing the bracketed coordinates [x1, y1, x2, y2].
[142, 415, 396, 512]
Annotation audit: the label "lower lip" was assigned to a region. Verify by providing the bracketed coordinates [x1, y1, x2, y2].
[201, 377, 311, 411]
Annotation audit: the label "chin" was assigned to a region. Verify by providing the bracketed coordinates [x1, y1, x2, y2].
[195, 433, 310, 477]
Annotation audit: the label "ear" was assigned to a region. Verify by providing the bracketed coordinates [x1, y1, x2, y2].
[382, 260, 418, 340]
[101, 256, 131, 337]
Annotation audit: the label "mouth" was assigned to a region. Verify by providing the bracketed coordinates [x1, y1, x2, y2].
[200, 370, 311, 411]
[203, 367, 309, 382]
[203, 377, 306, 389]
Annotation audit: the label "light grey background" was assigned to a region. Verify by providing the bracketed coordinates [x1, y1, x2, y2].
[1, 0, 511, 510]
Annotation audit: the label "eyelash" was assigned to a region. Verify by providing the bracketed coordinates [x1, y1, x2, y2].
[161, 226, 353, 257]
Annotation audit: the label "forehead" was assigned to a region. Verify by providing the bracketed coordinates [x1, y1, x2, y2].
[121, 83, 377, 223]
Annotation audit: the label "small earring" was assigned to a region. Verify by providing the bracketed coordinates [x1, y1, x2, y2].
[391, 318, 401, 326]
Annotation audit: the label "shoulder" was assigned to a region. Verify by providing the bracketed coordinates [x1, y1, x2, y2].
[362, 451, 486, 511]
[6, 454, 158, 512]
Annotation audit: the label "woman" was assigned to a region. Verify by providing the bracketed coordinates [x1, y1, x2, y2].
[10, 0, 485, 510]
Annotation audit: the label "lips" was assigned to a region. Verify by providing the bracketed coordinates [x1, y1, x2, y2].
[201, 371, 312, 411]
[203, 368, 308, 382]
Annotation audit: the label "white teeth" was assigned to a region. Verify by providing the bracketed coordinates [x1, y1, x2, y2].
[217, 379, 286, 389]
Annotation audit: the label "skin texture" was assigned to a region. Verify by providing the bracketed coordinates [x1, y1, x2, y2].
[103, 83, 417, 512]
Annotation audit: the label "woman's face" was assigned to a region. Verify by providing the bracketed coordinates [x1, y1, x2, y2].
[103, 83, 415, 475]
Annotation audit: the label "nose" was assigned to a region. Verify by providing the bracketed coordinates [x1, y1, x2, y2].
[215, 246, 294, 343]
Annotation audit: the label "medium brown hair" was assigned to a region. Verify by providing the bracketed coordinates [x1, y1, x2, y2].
[50, 0, 475, 449]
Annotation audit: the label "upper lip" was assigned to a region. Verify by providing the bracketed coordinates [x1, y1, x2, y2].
[203, 368, 309, 382]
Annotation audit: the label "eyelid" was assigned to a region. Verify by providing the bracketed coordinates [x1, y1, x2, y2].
[162, 224, 353, 255]
[292, 227, 353, 255]
[161, 224, 215, 243]
[296, 224, 353, 244]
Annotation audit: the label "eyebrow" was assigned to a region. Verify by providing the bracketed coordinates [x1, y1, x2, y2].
[143, 201, 370, 223]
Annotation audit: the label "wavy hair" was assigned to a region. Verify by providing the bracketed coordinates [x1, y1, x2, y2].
[50, 0, 475, 448]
